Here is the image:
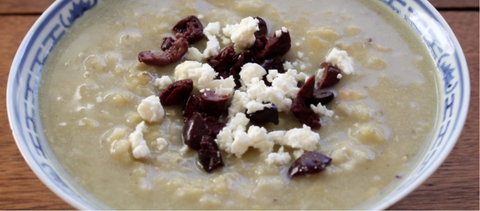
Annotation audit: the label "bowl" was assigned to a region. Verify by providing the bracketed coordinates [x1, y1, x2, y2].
[6, 0, 470, 209]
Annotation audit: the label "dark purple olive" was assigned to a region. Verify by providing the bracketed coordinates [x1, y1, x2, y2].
[183, 112, 210, 150]
[246, 104, 279, 125]
[307, 91, 335, 106]
[159, 79, 193, 106]
[257, 30, 291, 60]
[207, 44, 236, 79]
[183, 95, 202, 118]
[198, 135, 224, 172]
[172, 15, 204, 44]
[261, 56, 285, 73]
[290, 75, 321, 130]
[254, 17, 268, 37]
[204, 117, 226, 138]
[249, 35, 268, 57]
[317, 62, 342, 89]
[288, 151, 332, 177]
[200, 90, 230, 118]
[298, 75, 316, 99]
[138, 36, 189, 67]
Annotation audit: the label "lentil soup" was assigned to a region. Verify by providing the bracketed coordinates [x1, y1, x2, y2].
[38, 0, 441, 209]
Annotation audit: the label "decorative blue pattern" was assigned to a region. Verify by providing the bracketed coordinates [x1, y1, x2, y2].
[6, 0, 469, 209]
[8, 0, 101, 209]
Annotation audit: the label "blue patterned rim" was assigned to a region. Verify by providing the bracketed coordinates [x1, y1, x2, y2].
[6, 0, 470, 209]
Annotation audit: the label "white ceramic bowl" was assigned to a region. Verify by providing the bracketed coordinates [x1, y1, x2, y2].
[6, 0, 470, 209]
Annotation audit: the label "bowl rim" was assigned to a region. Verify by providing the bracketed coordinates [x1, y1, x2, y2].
[6, 0, 471, 210]
[6, 0, 99, 209]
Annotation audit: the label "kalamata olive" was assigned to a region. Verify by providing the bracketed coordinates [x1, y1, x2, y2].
[183, 112, 210, 150]
[204, 117, 226, 138]
[261, 56, 285, 73]
[138, 36, 189, 67]
[257, 30, 291, 60]
[183, 95, 202, 118]
[307, 91, 335, 106]
[198, 135, 224, 172]
[246, 104, 279, 125]
[254, 17, 268, 37]
[291, 98, 321, 130]
[249, 35, 268, 57]
[172, 15, 204, 44]
[207, 44, 236, 79]
[290, 75, 321, 130]
[317, 62, 342, 89]
[288, 151, 332, 177]
[159, 79, 193, 106]
[200, 90, 230, 118]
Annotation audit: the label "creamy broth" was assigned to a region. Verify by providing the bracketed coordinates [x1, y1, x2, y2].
[39, 0, 440, 209]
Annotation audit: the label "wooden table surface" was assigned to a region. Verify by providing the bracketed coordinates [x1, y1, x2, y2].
[0, 0, 478, 210]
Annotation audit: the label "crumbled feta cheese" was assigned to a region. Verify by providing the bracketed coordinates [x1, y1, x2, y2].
[267, 130, 286, 145]
[174, 61, 218, 89]
[240, 63, 266, 86]
[266, 146, 291, 165]
[281, 26, 288, 33]
[248, 126, 272, 152]
[227, 113, 250, 132]
[337, 73, 343, 79]
[221, 36, 231, 45]
[230, 130, 251, 157]
[156, 137, 168, 151]
[206, 75, 236, 95]
[271, 69, 300, 99]
[215, 127, 233, 153]
[310, 103, 334, 117]
[230, 17, 259, 49]
[222, 23, 238, 37]
[185, 47, 205, 62]
[228, 90, 249, 117]
[280, 125, 320, 151]
[203, 22, 221, 57]
[128, 121, 150, 159]
[326, 48, 355, 75]
[137, 95, 165, 123]
[154, 75, 173, 90]
[295, 72, 309, 83]
[266, 69, 278, 82]
[245, 101, 272, 114]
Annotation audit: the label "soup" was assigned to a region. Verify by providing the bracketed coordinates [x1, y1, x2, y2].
[38, 0, 440, 209]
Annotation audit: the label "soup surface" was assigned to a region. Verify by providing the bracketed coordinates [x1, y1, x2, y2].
[39, 0, 440, 209]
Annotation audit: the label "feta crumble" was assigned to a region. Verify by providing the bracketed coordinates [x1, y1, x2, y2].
[239, 63, 267, 86]
[128, 121, 150, 159]
[154, 76, 173, 90]
[137, 95, 165, 123]
[266, 146, 291, 166]
[185, 47, 205, 62]
[310, 103, 334, 117]
[280, 125, 320, 151]
[229, 17, 259, 49]
[203, 22, 221, 57]
[326, 48, 355, 75]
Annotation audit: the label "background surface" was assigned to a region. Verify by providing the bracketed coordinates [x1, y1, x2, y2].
[0, 0, 478, 209]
